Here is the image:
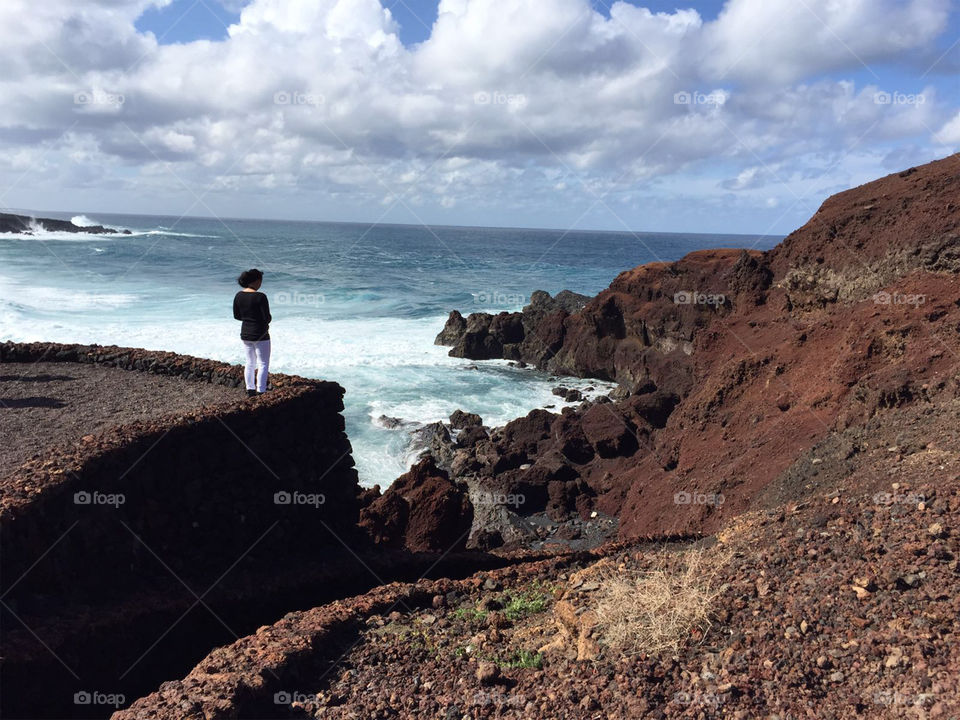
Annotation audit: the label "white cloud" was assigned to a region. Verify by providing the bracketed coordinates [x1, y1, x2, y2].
[934, 111, 960, 146]
[0, 0, 955, 233]
[702, 0, 951, 84]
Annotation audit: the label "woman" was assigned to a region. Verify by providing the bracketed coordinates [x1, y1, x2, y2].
[233, 269, 271, 397]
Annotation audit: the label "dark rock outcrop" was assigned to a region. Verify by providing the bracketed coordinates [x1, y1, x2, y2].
[449, 409, 483, 429]
[358, 458, 473, 552]
[436, 254, 757, 392]
[445, 311, 526, 360]
[0, 211, 130, 235]
[436, 290, 591, 366]
[434, 310, 466, 346]
[580, 403, 639, 459]
[409, 421, 457, 470]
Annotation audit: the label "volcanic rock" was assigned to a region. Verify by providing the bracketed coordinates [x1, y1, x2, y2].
[0, 211, 130, 235]
[358, 457, 473, 552]
[450, 409, 483, 429]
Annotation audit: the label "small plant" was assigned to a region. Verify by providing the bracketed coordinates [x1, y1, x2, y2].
[453, 606, 488, 623]
[500, 649, 543, 670]
[503, 590, 550, 621]
[593, 547, 729, 656]
[386, 627, 437, 656]
[530, 578, 559, 595]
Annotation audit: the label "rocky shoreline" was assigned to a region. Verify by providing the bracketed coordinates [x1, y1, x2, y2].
[0, 211, 130, 235]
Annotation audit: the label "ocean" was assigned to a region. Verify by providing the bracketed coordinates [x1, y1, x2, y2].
[0, 212, 779, 487]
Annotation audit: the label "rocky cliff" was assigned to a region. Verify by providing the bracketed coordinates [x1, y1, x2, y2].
[433, 154, 960, 542]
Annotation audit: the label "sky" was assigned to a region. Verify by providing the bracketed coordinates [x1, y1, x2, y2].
[1, 0, 958, 235]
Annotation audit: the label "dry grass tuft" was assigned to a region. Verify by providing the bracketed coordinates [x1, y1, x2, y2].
[593, 548, 728, 656]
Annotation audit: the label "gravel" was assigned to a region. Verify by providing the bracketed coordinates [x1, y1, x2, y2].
[0, 361, 242, 476]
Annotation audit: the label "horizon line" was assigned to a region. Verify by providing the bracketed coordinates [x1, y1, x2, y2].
[5, 206, 786, 240]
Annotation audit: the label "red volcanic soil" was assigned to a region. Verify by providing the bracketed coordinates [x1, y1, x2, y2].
[609, 268, 960, 538]
[767, 159, 960, 276]
[606, 155, 960, 539]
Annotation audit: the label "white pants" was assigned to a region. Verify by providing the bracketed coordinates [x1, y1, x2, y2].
[242, 340, 271, 392]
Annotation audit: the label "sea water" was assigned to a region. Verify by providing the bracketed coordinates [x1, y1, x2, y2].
[0, 212, 778, 487]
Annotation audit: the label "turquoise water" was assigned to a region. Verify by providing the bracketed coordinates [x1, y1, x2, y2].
[0, 212, 778, 486]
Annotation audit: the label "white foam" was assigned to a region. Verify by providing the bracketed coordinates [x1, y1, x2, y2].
[129, 229, 221, 238]
[0, 229, 128, 242]
[0, 226, 219, 241]
[71, 215, 99, 227]
[0, 276, 138, 313]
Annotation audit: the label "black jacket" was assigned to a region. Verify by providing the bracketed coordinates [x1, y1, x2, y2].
[233, 291, 271, 341]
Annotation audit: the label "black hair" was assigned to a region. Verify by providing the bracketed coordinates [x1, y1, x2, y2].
[237, 268, 263, 288]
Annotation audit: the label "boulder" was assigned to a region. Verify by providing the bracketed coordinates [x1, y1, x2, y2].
[450, 409, 483, 429]
[552, 411, 595, 465]
[358, 458, 473, 552]
[552, 386, 584, 402]
[410, 422, 456, 470]
[501, 409, 556, 456]
[449, 312, 527, 359]
[455, 425, 488, 449]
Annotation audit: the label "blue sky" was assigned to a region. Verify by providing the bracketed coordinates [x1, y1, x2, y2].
[3, 0, 959, 235]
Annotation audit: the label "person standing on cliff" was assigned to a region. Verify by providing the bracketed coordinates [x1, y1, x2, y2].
[233, 269, 271, 397]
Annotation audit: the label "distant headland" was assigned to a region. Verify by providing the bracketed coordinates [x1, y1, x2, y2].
[0, 211, 131, 235]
